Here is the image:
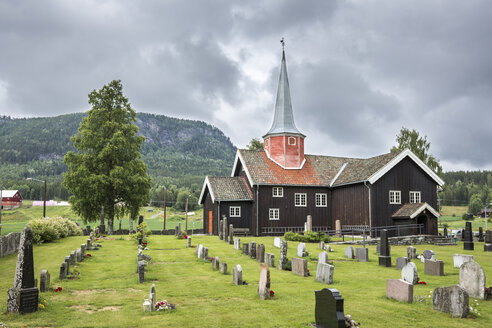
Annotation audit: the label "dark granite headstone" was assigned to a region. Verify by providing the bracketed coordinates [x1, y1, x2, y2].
[138, 237, 142, 246]
[249, 241, 256, 259]
[478, 227, 484, 242]
[59, 262, 67, 280]
[315, 288, 345, 328]
[485, 230, 492, 244]
[223, 217, 228, 243]
[242, 243, 249, 255]
[229, 224, 234, 245]
[378, 230, 391, 267]
[7, 226, 39, 314]
[64, 256, 70, 275]
[138, 215, 144, 225]
[463, 222, 474, 251]
[444, 227, 448, 238]
[138, 261, 145, 283]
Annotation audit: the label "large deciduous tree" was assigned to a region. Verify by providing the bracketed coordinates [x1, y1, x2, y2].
[391, 127, 443, 175]
[63, 80, 151, 234]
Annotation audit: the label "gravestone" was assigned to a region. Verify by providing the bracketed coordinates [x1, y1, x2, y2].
[424, 259, 444, 276]
[220, 262, 227, 274]
[485, 230, 492, 252]
[242, 243, 249, 255]
[265, 253, 275, 267]
[274, 237, 281, 248]
[344, 246, 354, 259]
[218, 219, 223, 240]
[378, 229, 391, 267]
[319, 242, 325, 250]
[459, 261, 486, 299]
[138, 237, 142, 246]
[64, 256, 70, 275]
[233, 264, 242, 285]
[292, 257, 308, 277]
[223, 217, 228, 243]
[453, 254, 474, 268]
[386, 279, 413, 303]
[278, 240, 288, 270]
[318, 251, 328, 264]
[257, 243, 265, 263]
[138, 249, 143, 261]
[229, 224, 234, 245]
[59, 262, 67, 280]
[89, 231, 94, 241]
[406, 246, 417, 260]
[81, 244, 86, 258]
[40, 270, 50, 293]
[444, 227, 448, 238]
[249, 242, 256, 259]
[485, 243, 492, 252]
[463, 221, 474, 251]
[306, 215, 312, 232]
[315, 288, 345, 328]
[149, 284, 156, 312]
[335, 220, 342, 237]
[396, 257, 409, 270]
[316, 262, 334, 284]
[376, 243, 380, 254]
[202, 247, 208, 260]
[478, 227, 484, 242]
[197, 244, 203, 259]
[138, 261, 145, 283]
[258, 263, 271, 300]
[95, 227, 100, 235]
[422, 249, 434, 260]
[234, 238, 241, 250]
[401, 262, 418, 285]
[86, 239, 91, 249]
[297, 243, 306, 257]
[212, 256, 220, 270]
[187, 237, 191, 248]
[433, 285, 469, 318]
[7, 227, 39, 314]
[76, 249, 82, 262]
[355, 248, 368, 262]
[69, 251, 76, 265]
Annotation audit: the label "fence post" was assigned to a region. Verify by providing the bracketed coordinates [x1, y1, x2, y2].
[397, 225, 400, 237]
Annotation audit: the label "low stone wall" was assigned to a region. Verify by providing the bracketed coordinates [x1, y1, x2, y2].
[349, 235, 445, 246]
[0, 232, 21, 258]
[83, 228, 205, 236]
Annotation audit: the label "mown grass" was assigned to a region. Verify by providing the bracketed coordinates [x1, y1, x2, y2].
[0, 204, 203, 236]
[0, 234, 491, 327]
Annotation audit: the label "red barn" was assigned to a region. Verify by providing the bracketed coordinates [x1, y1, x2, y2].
[1, 190, 23, 209]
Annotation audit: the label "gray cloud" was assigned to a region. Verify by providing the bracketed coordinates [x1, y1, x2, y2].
[1, 0, 491, 170]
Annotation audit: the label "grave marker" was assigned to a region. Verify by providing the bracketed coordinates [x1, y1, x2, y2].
[273, 237, 281, 248]
[69, 251, 76, 265]
[306, 215, 312, 232]
[138, 261, 145, 283]
[459, 261, 486, 299]
[318, 251, 328, 264]
[278, 240, 288, 270]
[229, 224, 234, 245]
[257, 243, 265, 263]
[316, 262, 334, 284]
[344, 246, 354, 259]
[258, 263, 271, 300]
[386, 279, 413, 303]
[233, 265, 242, 285]
[219, 220, 223, 240]
[396, 257, 409, 270]
[424, 259, 444, 276]
[150, 284, 156, 312]
[234, 238, 241, 250]
[249, 242, 256, 259]
[242, 243, 249, 255]
[81, 244, 86, 258]
[463, 221, 474, 251]
[59, 262, 67, 280]
[223, 217, 228, 243]
[355, 248, 368, 262]
[220, 262, 227, 274]
[64, 256, 70, 275]
[378, 229, 391, 267]
[40, 270, 50, 293]
[212, 256, 220, 270]
[315, 288, 345, 328]
[297, 243, 306, 257]
[453, 254, 474, 268]
[292, 257, 308, 277]
[433, 285, 469, 318]
[76, 249, 82, 262]
[478, 227, 484, 242]
[401, 262, 418, 285]
[265, 253, 275, 267]
[406, 246, 417, 260]
[187, 237, 191, 248]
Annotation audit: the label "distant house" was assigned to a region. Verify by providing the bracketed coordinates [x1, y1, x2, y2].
[478, 208, 491, 218]
[199, 49, 444, 236]
[1, 190, 23, 209]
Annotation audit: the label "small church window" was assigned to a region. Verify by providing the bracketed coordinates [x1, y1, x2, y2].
[295, 193, 307, 207]
[288, 136, 296, 145]
[316, 193, 327, 207]
[273, 187, 283, 197]
[389, 190, 401, 204]
[410, 191, 421, 203]
[229, 206, 241, 217]
[269, 208, 279, 220]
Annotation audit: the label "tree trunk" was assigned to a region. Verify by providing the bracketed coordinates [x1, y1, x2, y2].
[119, 219, 122, 231]
[129, 218, 133, 234]
[108, 219, 114, 235]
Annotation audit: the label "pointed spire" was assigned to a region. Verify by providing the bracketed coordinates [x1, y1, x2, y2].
[263, 46, 304, 138]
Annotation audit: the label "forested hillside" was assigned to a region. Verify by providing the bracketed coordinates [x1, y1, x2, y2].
[0, 113, 236, 205]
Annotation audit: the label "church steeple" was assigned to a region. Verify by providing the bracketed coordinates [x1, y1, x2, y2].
[263, 41, 305, 169]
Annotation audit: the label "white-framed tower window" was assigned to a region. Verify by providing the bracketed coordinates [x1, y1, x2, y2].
[389, 190, 401, 204]
[410, 191, 421, 203]
[269, 208, 279, 220]
[295, 193, 307, 207]
[229, 206, 241, 217]
[316, 193, 327, 207]
[288, 136, 296, 145]
[272, 187, 283, 197]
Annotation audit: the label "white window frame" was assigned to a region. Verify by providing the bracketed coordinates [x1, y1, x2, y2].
[409, 191, 421, 203]
[288, 136, 296, 145]
[389, 190, 401, 204]
[269, 208, 279, 220]
[316, 193, 327, 207]
[295, 193, 307, 207]
[229, 206, 241, 217]
[272, 187, 283, 197]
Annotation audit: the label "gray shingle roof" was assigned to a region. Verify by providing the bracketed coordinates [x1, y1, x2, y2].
[206, 176, 253, 202]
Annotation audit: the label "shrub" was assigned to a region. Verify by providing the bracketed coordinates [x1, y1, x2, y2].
[283, 231, 330, 243]
[28, 216, 83, 244]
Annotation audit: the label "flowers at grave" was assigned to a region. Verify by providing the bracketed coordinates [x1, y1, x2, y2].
[485, 287, 492, 300]
[142, 242, 148, 246]
[183, 235, 188, 239]
[38, 297, 48, 310]
[155, 300, 176, 311]
[269, 290, 275, 297]
[469, 300, 481, 316]
[53, 286, 63, 292]
[417, 281, 427, 285]
[86, 253, 92, 257]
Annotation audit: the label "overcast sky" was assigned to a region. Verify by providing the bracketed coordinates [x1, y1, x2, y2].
[1, 0, 491, 172]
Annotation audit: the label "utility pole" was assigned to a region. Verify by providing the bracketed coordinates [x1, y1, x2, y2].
[163, 187, 167, 232]
[185, 196, 189, 234]
[0, 188, 3, 235]
[43, 179, 47, 218]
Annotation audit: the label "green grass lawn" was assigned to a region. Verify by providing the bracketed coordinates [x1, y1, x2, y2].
[0, 235, 491, 327]
[0, 204, 203, 236]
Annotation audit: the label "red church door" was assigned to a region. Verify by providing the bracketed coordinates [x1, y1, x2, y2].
[208, 211, 213, 234]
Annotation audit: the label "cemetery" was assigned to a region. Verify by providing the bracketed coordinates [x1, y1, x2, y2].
[0, 230, 491, 327]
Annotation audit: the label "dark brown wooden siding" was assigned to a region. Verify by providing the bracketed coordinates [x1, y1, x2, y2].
[203, 191, 215, 235]
[331, 183, 370, 227]
[372, 157, 438, 228]
[257, 185, 331, 234]
[218, 201, 252, 230]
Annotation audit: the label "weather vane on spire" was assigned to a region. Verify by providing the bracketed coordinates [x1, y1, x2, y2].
[280, 37, 285, 50]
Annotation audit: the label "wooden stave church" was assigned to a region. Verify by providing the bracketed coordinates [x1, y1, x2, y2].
[199, 49, 444, 236]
